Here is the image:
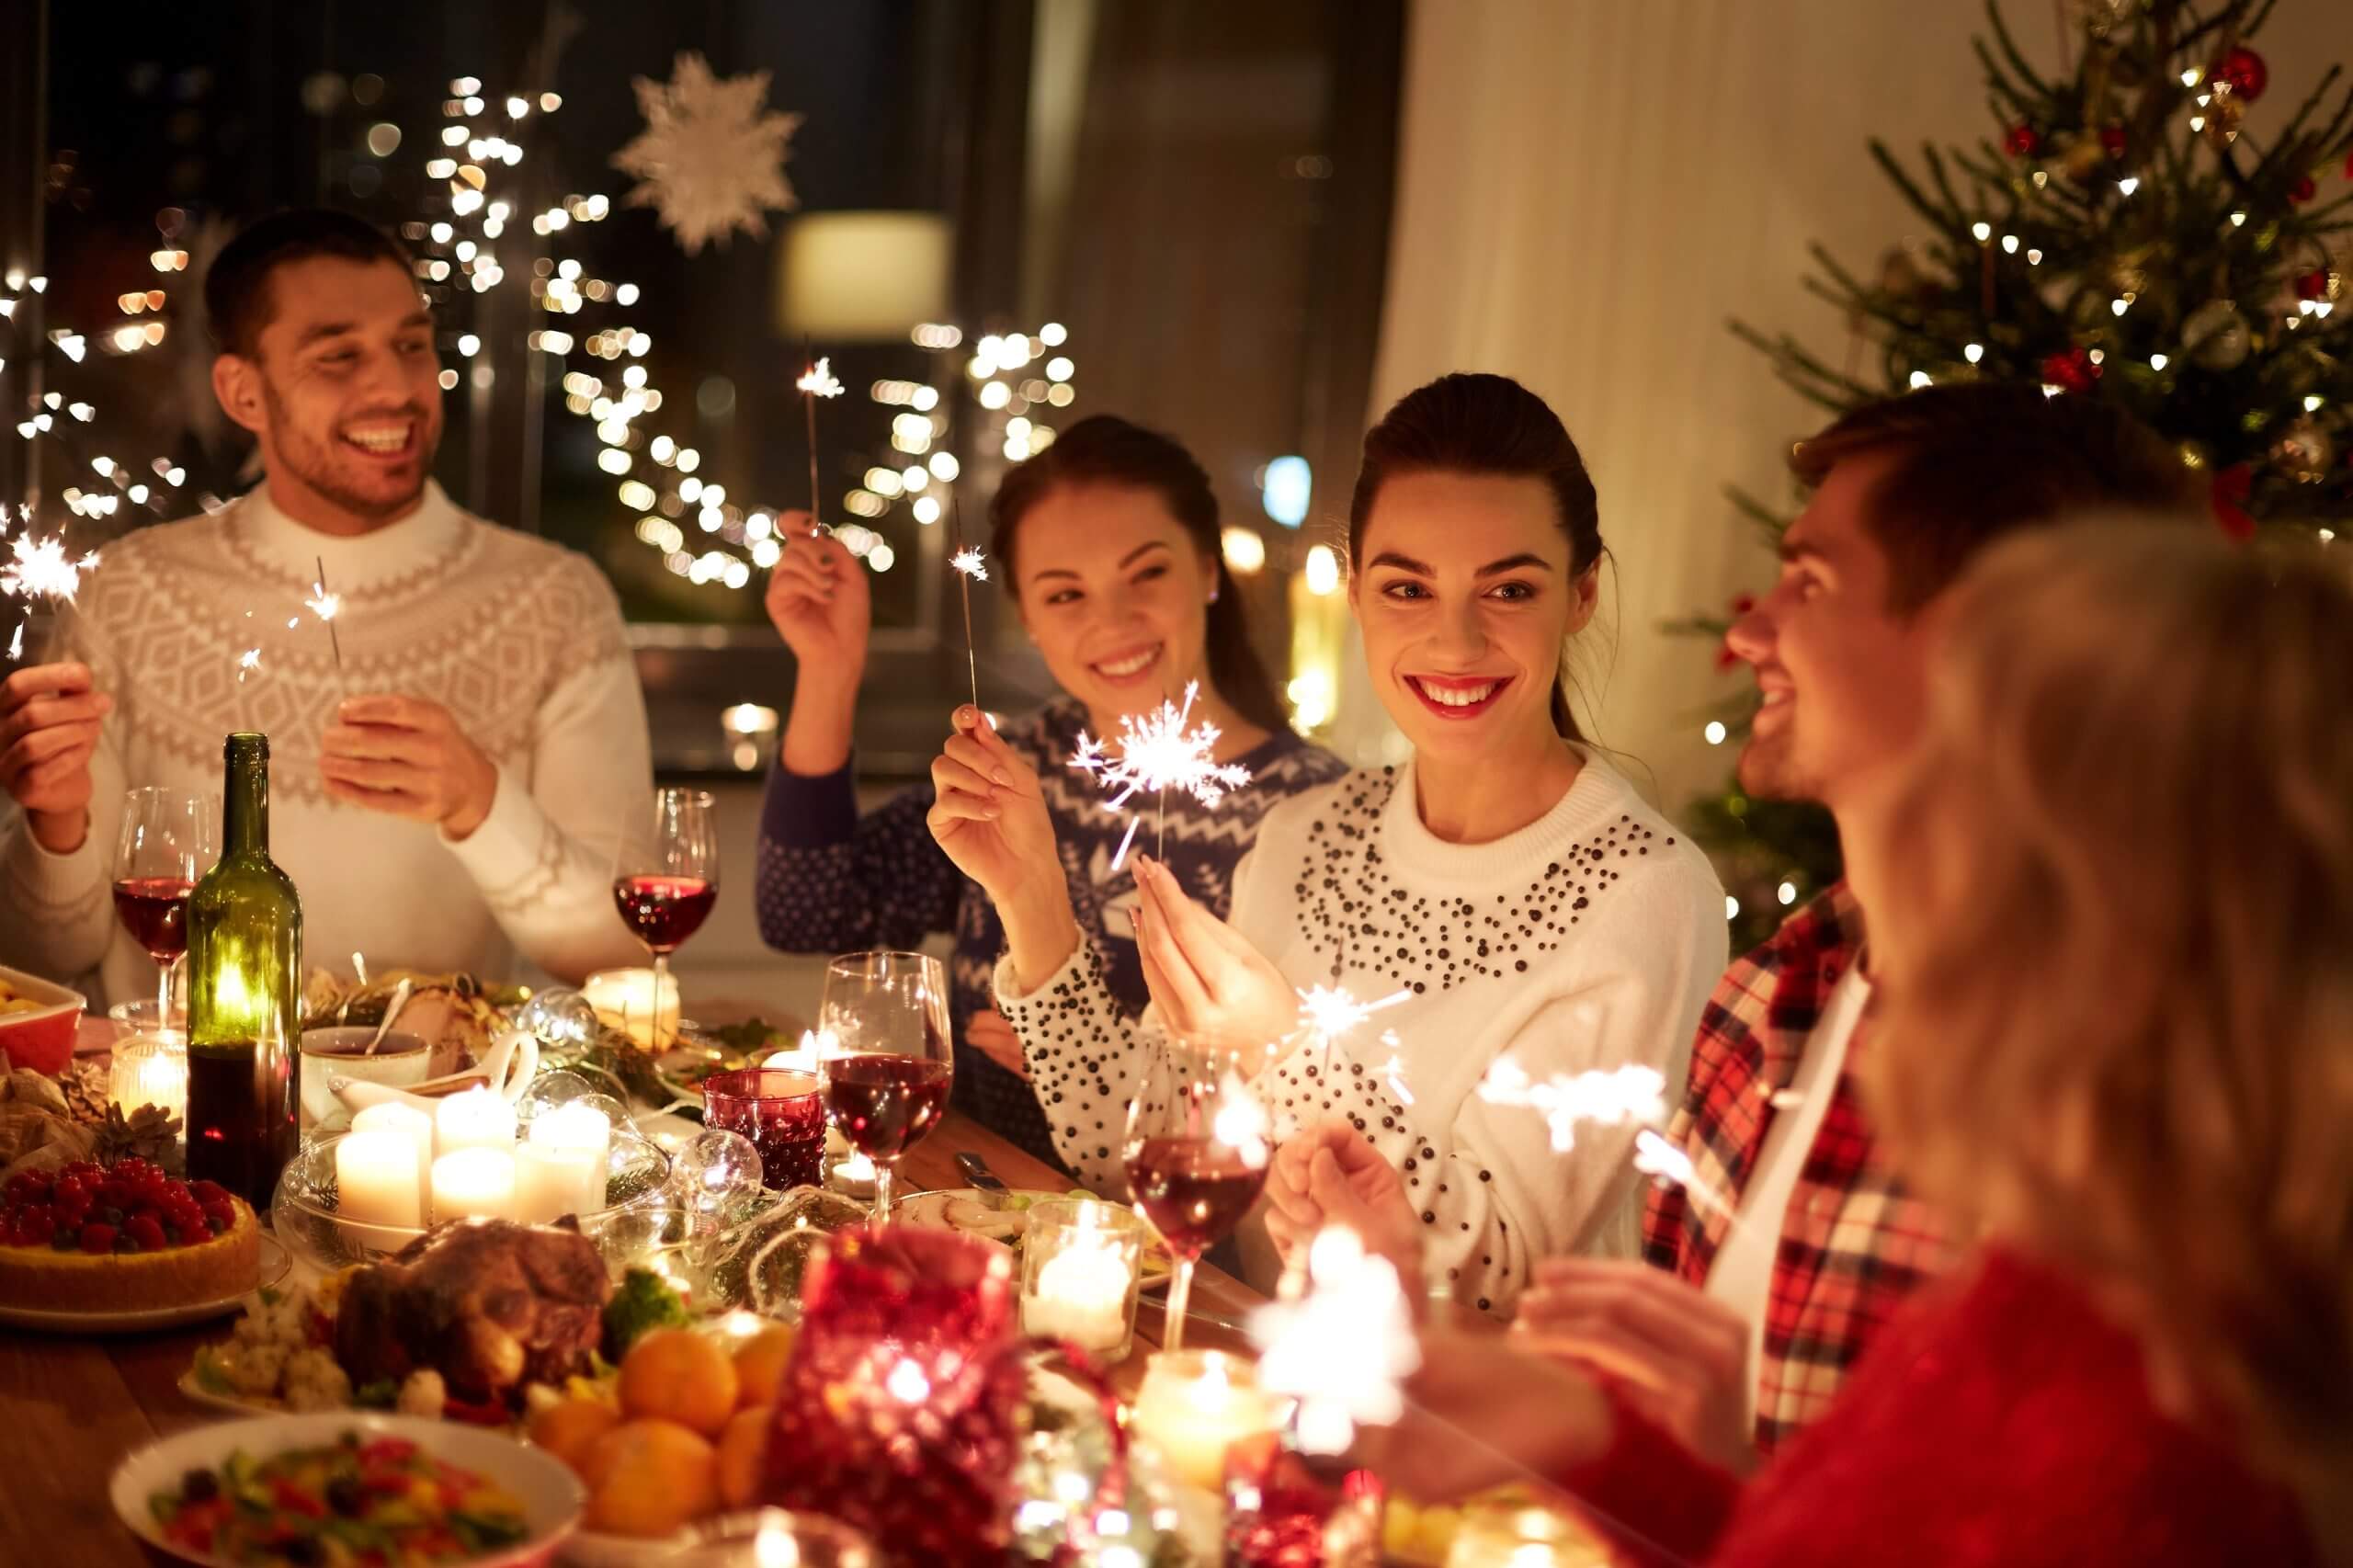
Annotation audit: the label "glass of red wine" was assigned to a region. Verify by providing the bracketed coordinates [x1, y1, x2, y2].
[112, 786, 215, 1034]
[1122, 1034, 1273, 1353]
[815, 950, 953, 1221]
[612, 787, 719, 1046]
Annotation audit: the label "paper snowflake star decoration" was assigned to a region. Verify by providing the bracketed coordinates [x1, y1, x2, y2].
[611, 51, 803, 255]
[795, 358, 843, 398]
[0, 526, 100, 607]
[950, 547, 988, 581]
[1478, 1059, 1666, 1153]
[1068, 681, 1253, 869]
[1249, 1226, 1420, 1455]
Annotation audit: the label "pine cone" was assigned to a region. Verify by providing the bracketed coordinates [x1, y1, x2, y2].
[95, 1102, 185, 1176]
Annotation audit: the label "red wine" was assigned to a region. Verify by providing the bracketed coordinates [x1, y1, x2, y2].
[822, 1054, 952, 1161]
[612, 874, 716, 952]
[113, 877, 195, 960]
[1125, 1138, 1267, 1258]
[186, 1040, 298, 1210]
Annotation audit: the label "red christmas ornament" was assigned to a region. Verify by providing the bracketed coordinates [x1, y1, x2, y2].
[2295, 269, 2332, 301]
[2290, 175, 2317, 204]
[2098, 124, 2127, 158]
[2211, 47, 2268, 102]
[2040, 347, 2101, 395]
[2004, 123, 2040, 157]
[2211, 464, 2256, 541]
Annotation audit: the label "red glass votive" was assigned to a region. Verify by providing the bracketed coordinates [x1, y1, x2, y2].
[703, 1068, 826, 1190]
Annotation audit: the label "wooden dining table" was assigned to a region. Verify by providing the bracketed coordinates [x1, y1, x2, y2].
[0, 1098, 1267, 1566]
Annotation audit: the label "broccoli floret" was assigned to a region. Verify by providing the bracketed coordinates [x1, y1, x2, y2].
[601, 1267, 688, 1360]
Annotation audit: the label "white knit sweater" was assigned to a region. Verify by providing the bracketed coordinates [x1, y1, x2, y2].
[0, 482, 654, 1000]
[997, 752, 1727, 1312]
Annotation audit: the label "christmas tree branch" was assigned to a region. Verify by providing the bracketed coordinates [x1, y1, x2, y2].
[1869, 140, 1968, 232]
[1723, 485, 1793, 543]
[1972, 40, 2043, 125]
[1981, 0, 2055, 103]
[2247, 65, 2348, 188]
[1728, 321, 1878, 414]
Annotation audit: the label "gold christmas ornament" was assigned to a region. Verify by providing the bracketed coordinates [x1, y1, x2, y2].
[2183, 299, 2253, 370]
[2272, 416, 2336, 482]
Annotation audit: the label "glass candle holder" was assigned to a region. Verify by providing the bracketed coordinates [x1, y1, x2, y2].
[668, 1507, 878, 1567]
[1441, 1497, 1610, 1567]
[703, 1068, 827, 1190]
[1019, 1199, 1144, 1362]
[1130, 1348, 1277, 1492]
[108, 1031, 189, 1125]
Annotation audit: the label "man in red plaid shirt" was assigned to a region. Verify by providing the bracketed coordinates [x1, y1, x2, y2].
[1513, 384, 2199, 1472]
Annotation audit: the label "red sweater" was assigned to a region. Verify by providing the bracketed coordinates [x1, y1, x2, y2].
[1562, 1248, 2317, 1567]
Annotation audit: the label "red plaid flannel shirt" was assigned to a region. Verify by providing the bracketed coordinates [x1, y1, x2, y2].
[1641, 882, 1951, 1456]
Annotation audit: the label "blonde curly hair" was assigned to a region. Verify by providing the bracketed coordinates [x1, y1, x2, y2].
[1866, 522, 2353, 1536]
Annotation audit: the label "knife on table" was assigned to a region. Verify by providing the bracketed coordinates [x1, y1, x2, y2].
[956, 1150, 1016, 1208]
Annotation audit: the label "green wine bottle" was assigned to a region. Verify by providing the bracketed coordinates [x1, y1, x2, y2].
[186, 732, 303, 1209]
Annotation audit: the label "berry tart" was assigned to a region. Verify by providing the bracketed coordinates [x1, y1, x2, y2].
[0, 1159, 260, 1313]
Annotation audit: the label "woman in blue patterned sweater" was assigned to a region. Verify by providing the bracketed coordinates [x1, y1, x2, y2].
[756, 415, 1345, 1169]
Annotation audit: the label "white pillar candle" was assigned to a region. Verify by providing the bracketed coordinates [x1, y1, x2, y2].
[1130, 1351, 1276, 1491]
[335, 1127, 424, 1229]
[352, 1101, 435, 1215]
[435, 1085, 517, 1161]
[515, 1102, 612, 1222]
[430, 1146, 517, 1223]
[1024, 1230, 1134, 1351]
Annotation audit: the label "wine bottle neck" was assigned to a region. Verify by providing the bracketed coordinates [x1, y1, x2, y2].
[222, 734, 270, 858]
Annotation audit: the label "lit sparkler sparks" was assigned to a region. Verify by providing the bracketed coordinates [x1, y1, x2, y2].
[1632, 1128, 1742, 1226]
[794, 357, 843, 399]
[0, 528, 101, 606]
[1068, 680, 1253, 869]
[1249, 1226, 1420, 1455]
[1296, 983, 1411, 1045]
[6, 623, 20, 662]
[795, 352, 843, 528]
[308, 556, 345, 677]
[235, 648, 263, 683]
[949, 500, 985, 710]
[1477, 1059, 1666, 1153]
[949, 547, 987, 582]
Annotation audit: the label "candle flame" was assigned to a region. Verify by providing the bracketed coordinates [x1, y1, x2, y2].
[795, 358, 844, 398]
[1249, 1226, 1419, 1454]
[1478, 1059, 1665, 1153]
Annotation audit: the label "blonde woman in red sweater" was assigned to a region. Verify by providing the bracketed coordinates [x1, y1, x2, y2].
[1365, 525, 2348, 1567]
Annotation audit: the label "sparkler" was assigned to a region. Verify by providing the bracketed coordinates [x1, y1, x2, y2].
[1248, 1226, 1420, 1455]
[1632, 1128, 1743, 1229]
[1, 507, 102, 665]
[308, 556, 346, 678]
[235, 648, 263, 683]
[1476, 1059, 1666, 1154]
[1067, 680, 1253, 869]
[795, 352, 842, 528]
[949, 497, 985, 710]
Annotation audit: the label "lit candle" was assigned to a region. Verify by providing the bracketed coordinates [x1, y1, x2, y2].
[108, 1036, 188, 1124]
[515, 1102, 611, 1222]
[336, 1127, 424, 1229]
[435, 1085, 517, 1160]
[352, 1101, 434, 1215]
[582, 967, 680, 1050]
[1130, 1350, 1276, 1491]
[1021, 1204, 1140, 1354]
[430, 1146, 517, 1222]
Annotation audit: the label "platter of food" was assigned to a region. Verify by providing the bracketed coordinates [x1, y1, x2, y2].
[894, 1187, 1175, 1287]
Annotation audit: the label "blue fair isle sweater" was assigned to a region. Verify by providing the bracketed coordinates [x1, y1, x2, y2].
[755, 695, 1347, 1171]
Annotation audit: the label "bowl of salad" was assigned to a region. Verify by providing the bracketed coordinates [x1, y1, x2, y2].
[111, 1413, 583, 1567]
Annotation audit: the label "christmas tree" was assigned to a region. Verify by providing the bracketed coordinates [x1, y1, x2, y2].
[1683, 0, 2352, 950]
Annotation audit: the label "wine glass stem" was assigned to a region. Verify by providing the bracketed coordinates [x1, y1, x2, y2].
[871, 1157, 895, 1224]
[650, 950, 670, 1046]
[157, 958, 173, 1030]
[1162, 1257, 1195, 1355]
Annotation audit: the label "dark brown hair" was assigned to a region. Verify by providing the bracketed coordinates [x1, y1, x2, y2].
[988, 414, 1289, 735]
[1792, 382, 2202, 613]
[1347, 373, 1602, 739]
[204, 209, 415, 358]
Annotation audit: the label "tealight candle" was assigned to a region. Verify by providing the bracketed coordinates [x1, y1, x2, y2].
[516, 1101, 611, 1222]
[435, 1085, 517, 1160]
[430, 1146, 517, 1223]
[1020, 1199, 1143, 1358]
[582, 967, 681, 1050]
[108, 1033, 188, 1124]
[1130, 1350, 1276, 1491]
[335, 1127, 424, 1229]
[352, 1101, 434, 1214]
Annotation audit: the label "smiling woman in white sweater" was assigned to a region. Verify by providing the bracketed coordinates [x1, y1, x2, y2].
[926, 374, 1725, 1313]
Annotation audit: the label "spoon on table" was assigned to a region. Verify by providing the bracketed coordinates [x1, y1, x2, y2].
[364, 978, 415, 1055]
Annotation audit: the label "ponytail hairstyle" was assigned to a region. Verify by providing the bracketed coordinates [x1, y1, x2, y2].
[988, 414, 1290, 735]
[1346, 373, 1603, 740]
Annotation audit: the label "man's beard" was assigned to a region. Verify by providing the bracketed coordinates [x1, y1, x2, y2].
[261, 379, 436, 521]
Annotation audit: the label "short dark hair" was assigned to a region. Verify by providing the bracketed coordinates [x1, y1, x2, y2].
[1347, 373, 1602, 740]
[1793, 383, 2201, 614]
[203, 210, 415, 358]
[989, 414, 1290, 736]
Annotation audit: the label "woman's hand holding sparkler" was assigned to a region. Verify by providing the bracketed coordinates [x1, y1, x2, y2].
[1128, 851, 1296, 1057]
[926, 706, 1079, 986]
[1265, 1121, 1425, 1288]
[766, 511, 870, 778]
[0, 662, 110, 852]
[1512, 1257, 1759, 1476]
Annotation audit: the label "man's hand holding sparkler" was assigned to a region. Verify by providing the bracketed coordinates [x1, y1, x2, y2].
[1128, 851, 1295, 1056]
[926, 705, 1078, 990]
[0, 662, 111, 853]
[320, 693, 499, 840]
[1512, 1257, 1758, 1476]
[1265, 1121, 1425, 1288]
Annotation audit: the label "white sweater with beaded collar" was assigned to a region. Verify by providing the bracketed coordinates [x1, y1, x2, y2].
[997, 750, 1726, 1313]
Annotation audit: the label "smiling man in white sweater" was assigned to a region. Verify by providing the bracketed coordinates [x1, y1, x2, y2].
[0, 210, 650, 999]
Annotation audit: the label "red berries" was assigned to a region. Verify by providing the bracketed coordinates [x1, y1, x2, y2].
[79, 1223, 118, 1255]
[3, 1159, 233, 1254]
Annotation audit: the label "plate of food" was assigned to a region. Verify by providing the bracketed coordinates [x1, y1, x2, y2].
[652, 1018, 795, 1108]
[894, 1187, 1175, 1288]
[0, 1157, 289, 1332]
[112, 1412, 583, 1567]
